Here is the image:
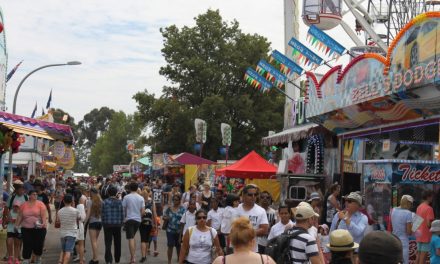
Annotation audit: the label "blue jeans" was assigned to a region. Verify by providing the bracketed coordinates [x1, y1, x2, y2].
[60, 236, 76, 253]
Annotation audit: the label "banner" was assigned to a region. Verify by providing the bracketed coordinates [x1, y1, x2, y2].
[221, 123, 232, 146]
[288, 38, 323, 68]
[195, 118, 207, 143]
[244, 68, 273, 93]
[256, 60, 287, 88]
[270, 50, 304, 76]
[363, 163, 393, 183]
[393, 162, 440, 184]
[307, 25, 346, 58]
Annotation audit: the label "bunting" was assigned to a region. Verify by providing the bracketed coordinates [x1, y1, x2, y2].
[256, 60, 287, 88]
[307, 25, 346, 59]
[244, 67, 273, 93]
[270, 50, 304, 76]
[288, 38, 323, 68]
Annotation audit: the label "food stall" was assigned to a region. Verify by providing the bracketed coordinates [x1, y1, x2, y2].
[304, 12, 440, 262]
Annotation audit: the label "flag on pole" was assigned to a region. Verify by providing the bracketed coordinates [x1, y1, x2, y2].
[41, 107, 45, 116]
[46, 89, 52, 109]
[6, 60, 23, 83]
[31, 102, 37, 118]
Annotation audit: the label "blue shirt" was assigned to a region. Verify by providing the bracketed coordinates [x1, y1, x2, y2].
[391, 208, 412, 240]
[431, 234, 440, 264]
[164, 206, 185, 233]
[101, 197, 124, 226]
[330, 211, 368, 245]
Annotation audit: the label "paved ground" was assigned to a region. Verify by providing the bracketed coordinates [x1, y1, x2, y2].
[0, 207, 173, 264]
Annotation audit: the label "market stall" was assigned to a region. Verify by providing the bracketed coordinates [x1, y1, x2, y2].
[215, 150, 280, 200]
[304, 11, 440, 263]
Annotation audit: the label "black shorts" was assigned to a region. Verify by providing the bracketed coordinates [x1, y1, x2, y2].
[7, 232, 22, 239]
[139, 224, 152, 242]
[125, 220, 140, 239]
[88, 222, 102, 231]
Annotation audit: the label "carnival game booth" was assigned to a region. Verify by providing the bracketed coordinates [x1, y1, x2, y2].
[0, 111, 75, 181]
[304, 11, 440, 262]
[171, 152, 216, 191]
[215, 150, 280, 201]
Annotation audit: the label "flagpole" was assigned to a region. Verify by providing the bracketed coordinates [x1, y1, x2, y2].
[6, 61, 81, 194]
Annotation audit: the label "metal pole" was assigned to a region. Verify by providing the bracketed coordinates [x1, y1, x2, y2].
[7, 62, 81, 193]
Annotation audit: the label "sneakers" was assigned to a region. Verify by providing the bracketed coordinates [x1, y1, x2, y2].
[7, 256, 13, 264]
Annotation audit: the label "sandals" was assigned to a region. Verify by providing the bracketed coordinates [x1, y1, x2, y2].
[154, 251, 159, 257]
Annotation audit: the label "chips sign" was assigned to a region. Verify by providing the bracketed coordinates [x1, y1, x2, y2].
[53, 141, 65, 159]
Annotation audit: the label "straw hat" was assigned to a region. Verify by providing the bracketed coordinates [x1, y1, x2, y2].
[326, 230, 359, 252]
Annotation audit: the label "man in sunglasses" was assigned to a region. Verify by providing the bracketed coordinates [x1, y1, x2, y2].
[330, 192, 368, 249]
[257, 191, 277, 254]
[236, 184, 269, 252]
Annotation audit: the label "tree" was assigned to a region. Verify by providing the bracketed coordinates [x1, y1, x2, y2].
[73, 107, 115, 172]
[134, 9, 284, 160]
[89, 111, 141, 175]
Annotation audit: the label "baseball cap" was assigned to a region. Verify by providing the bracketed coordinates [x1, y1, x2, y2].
[430, 220, 440, 232]
[401, 194, 414, 203]
[343, 192, 362, 205]
[308, 192, 321, 202]
[294, 205, 319, 220]
[358, 231, 403, 264]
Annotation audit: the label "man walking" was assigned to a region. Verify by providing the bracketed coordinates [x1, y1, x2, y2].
[415, 190, 435, 264]
[235, 184, 268, 252]
[257, 191, 277, 253]
[122, 182, 145, 264]
[102, 186, 124, 264]
[151, 180, 164, 217]
[57, 194, 80, 264]
[289, 205, 322, 264]
[330, 192, 368, 246]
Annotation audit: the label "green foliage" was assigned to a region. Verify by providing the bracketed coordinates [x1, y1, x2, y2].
[73, 107, 116, 172]
[134, 9, 284, 160]
[89, 111, 141, 175]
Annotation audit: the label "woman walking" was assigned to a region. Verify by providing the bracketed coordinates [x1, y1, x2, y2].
[14, 190, 47, 264]
[163, 193, 185, 264]
[213, 217, 275, 264]
[139, 186, 157, 263]
[74, 189, 86, 264]
[220, 193, 240, 253]
[391, 194, 414, 264]
[179, 209, 223, 264]
[199, 183, 212, 212]
[86, 188, 102, 264]
[323, 184, 341, 226]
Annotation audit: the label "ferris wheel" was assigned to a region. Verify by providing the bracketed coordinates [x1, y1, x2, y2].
[301, 0, 440, 51]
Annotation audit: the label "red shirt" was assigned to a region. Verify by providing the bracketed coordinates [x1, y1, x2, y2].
[416, 202, 434, 243]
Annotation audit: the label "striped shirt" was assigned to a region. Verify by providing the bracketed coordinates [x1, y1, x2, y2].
[58, 206, 79, 238]
[288, 227, 319, 264]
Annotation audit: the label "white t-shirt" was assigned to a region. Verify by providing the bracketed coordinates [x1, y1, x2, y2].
[58, 206, 79, 238]
[221, 206, 240, 234]
[267, 220, 294, 240]
[122, 192, 145, 222]
[180, 210, 196, 234]
[236, 203, 269, 251]
[207, 208, 224, 231]
[186, 227, 218, 264]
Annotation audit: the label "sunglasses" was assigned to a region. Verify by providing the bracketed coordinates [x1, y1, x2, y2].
[246, 193, 258, 197]
[196, 216, 207, 220]
[260, 196, 271, 199]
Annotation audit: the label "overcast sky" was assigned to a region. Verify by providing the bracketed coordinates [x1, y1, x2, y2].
[0, 0, 358, 121]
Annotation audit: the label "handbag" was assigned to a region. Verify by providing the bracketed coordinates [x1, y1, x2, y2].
[209, 227, 218, 260]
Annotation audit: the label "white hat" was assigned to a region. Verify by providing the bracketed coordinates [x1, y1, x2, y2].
[430, 220, 440, 232]
[308, 192, 321, 202]
[326, 229, 359, 252]
[344, 192, 362, 205]
[401, 194, 414, 203]
[294, 205, 319, 220]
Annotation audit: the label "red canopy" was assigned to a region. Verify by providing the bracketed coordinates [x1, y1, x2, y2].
[215, 150, 277, 179]
[173, 152, 215, 165]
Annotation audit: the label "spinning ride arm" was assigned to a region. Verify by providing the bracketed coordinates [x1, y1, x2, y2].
[343, 0, 388, 52]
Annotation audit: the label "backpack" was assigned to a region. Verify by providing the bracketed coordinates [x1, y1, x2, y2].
[8, 193, 29, 209]
[265, 227, 307, 264]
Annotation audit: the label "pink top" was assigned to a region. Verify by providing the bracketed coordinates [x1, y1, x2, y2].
[20, 201, 46, 229]
[416, 202, 435, 243]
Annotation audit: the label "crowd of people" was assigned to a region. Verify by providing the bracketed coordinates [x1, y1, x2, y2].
[0, 174, 439, 264]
